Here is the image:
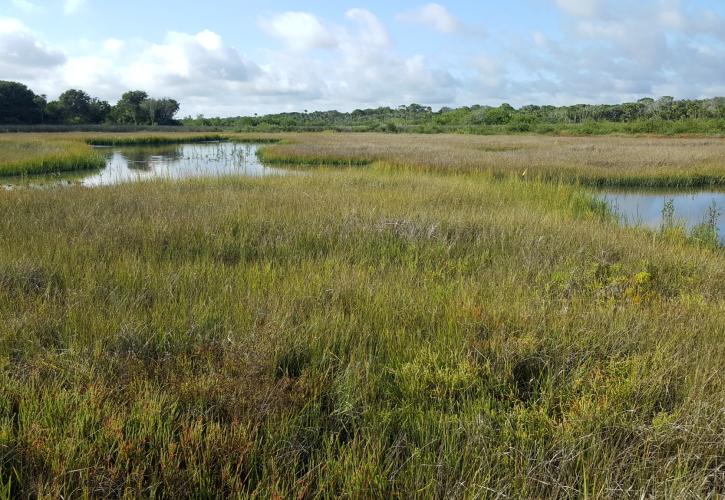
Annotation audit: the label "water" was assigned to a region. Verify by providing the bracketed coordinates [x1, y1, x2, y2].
[2, 142, 287, 189]
[600, 190, 725, 244]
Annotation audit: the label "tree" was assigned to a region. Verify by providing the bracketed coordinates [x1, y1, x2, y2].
[0, 80, 42, 124]
[58, 89, 92, 123]
[113, 90, 149, 124]
[140, 98, 180, 125]
[88, 98, 112, 123]
[33, 94, 47, 124]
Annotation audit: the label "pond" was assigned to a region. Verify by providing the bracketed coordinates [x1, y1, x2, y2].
[2, 142, 287, 188]
[600, 189, 725, 244]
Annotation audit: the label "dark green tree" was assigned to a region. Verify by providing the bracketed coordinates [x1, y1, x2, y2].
[140, 98, 180, 125]
[57, 89, 92, 123]
[112, 90, 149, 124]
[0, 80, 42, 124]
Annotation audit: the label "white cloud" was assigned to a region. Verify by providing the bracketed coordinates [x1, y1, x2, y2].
[102, 38, 124, 55]
[3, 4, 725, 115]
[0, 17, 66, 81]
[345, 9, 391, 49]
[260, 12, 337, 51]
[63, 0, 86, 15]
[554, 0, 603, 18]
[122, 30, 261, 98]
[398, 3, 460, 34]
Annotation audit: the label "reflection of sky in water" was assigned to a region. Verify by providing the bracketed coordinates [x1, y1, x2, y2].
[82, 142, 287, 186]
[601, 191, 725, 243]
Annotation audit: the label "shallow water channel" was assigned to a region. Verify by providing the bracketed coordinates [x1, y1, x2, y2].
[2, 142, 286, 189]
[599, 189, 725, 244]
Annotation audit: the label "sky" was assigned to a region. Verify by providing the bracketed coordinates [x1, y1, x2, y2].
[1, 0, 725, 116]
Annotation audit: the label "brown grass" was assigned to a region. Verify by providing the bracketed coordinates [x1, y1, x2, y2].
[253, 133, 725, 187]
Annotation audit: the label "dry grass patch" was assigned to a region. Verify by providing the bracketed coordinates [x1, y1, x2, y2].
[257, 133, 725, 187]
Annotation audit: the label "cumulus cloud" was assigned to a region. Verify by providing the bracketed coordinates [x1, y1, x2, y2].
[397, 3, 485, 37]
[554, 0, 603, 18]
[506, 0, 725, 103]
[397, 3, 460, 34]
[0, 18, 66, 80]
[259, 12, 338, 51]
[122, 30, 262, 99]
[3, 3, 725, 115]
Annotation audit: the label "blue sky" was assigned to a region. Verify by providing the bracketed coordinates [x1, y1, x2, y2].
[2, 0, 725, 116]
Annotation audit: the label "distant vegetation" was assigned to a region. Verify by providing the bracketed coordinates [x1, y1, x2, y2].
[183, 99, 725, 135]
[3, 80, 725, 135]
[0, 81, 180, 126]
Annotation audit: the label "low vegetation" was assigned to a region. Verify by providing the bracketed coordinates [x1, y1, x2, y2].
[256, 133, 725, 188]
[185, 99, 725, 135]
[84, 132, 230, 146]
[0, 136, 103, 177]
[0, 132, 723, 496]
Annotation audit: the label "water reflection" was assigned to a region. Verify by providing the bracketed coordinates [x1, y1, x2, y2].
[2, 142, 287, 189]
[600, 190, 724, 244]
[83, 142, 285, 186]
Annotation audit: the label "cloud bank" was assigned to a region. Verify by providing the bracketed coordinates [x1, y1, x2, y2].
[2, 1, 724, 115]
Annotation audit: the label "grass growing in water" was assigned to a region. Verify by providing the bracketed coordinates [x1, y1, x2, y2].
[0, 133, 284, 178]
[0, 137, 104, 177]
[85, 132, 229, 146]
[0, 166, 723, 497]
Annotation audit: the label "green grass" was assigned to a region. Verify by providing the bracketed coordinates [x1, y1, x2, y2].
[1, 164, 723, 497]
[0, 137, 104, 177]
[84, 133, 229, 146]
[82, 132, 282, 146]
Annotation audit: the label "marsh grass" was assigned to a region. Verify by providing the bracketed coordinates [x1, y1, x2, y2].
[0, 137, 104, 177]
[255, 133, 725, 188]
[0, 133, 285, 178]
[0, 165, 723, 496]
[79, 132, 281, 146]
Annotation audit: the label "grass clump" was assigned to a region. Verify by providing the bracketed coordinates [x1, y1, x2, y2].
[84, 132, 228, 146]
[0, 136, 103, 177]
[0, 167, 723, 496]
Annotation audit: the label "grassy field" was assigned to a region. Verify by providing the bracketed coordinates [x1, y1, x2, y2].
[3, 132, 725, 188]
[0, 132, 724, 497]
[256, 133, 725, 188]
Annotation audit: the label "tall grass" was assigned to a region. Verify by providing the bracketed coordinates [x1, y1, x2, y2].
[1, 167, 723, 496]
[81, 132, 281, 146]
[0, 137, 104, 177]
[84, 133, 229, 146]
[255, 133, 725, 188]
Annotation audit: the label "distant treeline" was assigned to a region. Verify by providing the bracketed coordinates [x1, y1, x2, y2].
[0, 81, 180, 126]
[3, 79, 725, 134]
[183, 99, 725, 134]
